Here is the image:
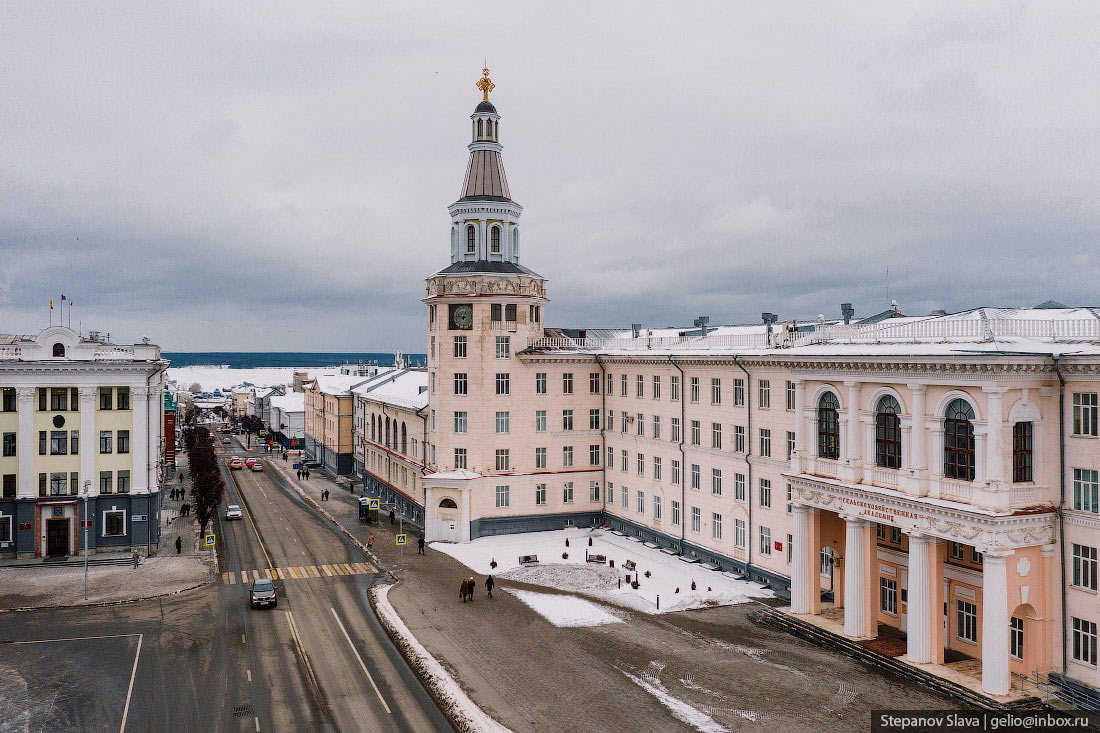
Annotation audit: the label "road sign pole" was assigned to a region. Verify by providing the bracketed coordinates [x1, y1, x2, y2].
[399, 515, 403, 571]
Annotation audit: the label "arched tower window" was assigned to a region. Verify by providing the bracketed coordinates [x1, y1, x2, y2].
[817, 392, 840, 459]
[490, 226, 500, 253]
[371, 414, 376, 442]
[52, 343, 65, 357]
[512, 228, 519, 259]
[439, 497, 458, 509]
[385, 418, 391, 447]
[944, 398, 976, 480]
[401, 423, 408, 454]
[477, 119, 483, 138]
[875, 395, 902, 469]
[466, 225, 476, 254]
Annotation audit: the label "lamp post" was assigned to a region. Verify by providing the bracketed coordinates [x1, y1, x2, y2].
[82, 479, 91, 600]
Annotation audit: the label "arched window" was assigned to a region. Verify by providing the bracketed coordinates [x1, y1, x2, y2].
[401, 423, 407, 454]
[371, 414, 375, 442]
[817, 392, 840, 459]
[477, 119, 483, 138]
[439, 497, 458, 509]
[490, 226, 500, 253]
[52, 343, 65, 357]
[466, 225, 476, 253]
[512, 228, 519, 257]
[875, 395, 902, 469]
[944, 398, 976, 480]
[1013, 421, 1033, 483]
[385, 418, 391, 448]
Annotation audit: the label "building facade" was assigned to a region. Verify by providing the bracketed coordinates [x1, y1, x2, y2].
[0, 326, 167, 558]
[404, 73, 1100, 700]
[303, 375, 368, 475]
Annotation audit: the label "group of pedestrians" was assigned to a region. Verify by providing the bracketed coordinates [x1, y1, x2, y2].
[169, 487, 187, 501]
[320, 488, 330, 501]
[178, 502, 192, 516]
[460, 575, 494, 602]
[296, 468, 312, 480]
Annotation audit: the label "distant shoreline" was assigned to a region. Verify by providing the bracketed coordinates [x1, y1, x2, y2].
[163, 352, 426, 369]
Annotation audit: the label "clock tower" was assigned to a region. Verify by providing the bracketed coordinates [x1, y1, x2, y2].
[422, 69, 549, 539]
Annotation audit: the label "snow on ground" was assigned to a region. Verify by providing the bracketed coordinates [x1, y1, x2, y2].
[166, 366, 337, 393]
[619, 661, 731, 733]
[508, 589, 623, 628]
[431, 527, 772, 614]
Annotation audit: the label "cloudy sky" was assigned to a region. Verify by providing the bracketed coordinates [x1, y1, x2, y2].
[2, 2, 1098, 352]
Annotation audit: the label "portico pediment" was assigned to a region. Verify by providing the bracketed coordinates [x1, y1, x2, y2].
[788, 473, 1055, 551]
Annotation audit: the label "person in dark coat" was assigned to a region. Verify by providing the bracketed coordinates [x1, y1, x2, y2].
[466, 577, 475, 602]
[389, 509, 395, 525]
[417, 537, 425, 555]
[485, 575, 495, 599]
[460, 579, 468, 602]
[175, 536, 183, 554]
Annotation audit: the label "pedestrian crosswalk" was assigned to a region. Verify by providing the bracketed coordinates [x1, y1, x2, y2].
[221, 562, 375, 584]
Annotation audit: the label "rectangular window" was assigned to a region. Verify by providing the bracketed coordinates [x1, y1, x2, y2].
[589, 372, 600, 394]
[1073, 544, 1098, 591]
[622, 484, 629, 508]
[733, 378, 745, 407]
[590, 444, 601, 466]
[671, 375, 681, 401]
[890, 526, 902, 544]
[38, 388, 46, 411]
[606, 373, 614, 395]
[735, 519, 746, 548]
[881, 578, 898, 616]
[1074, 468, 1099, 513]
[711, 422, 722, 449]
[589, 481, 600, 502]
[636, 374, 644, 398]
[104, 510, 125, 537]
[787, 483, 793, 513]
[38, 431, 46, 455]
[117, 470, 130, 493]
[690, 420, 700, 446]
[956, 600, 977, 643]
[653, 495, 662, 521]
[607, 446, 614, 468]
[505, 304, 517, 322]
[949, 541, 965, 560]
[712, 512, 722, 540]
[760, 478, 772, 507]
[1012, 422, 1033, 482]
[652, 376, 661, 399]
[621, 413, 628, 433]
[495, 373, 510, 395]
[563, 410, 574, 431]
[621, 450, 628, 471]
[653, 456, 662, 480]
[671, 459, 681, 485]
[535, 373, 547, 394]
[621, 374, 627, 396]
[710, 378, 721, 405]
[672, 500, 681, 526]
[99, 470, 113, 493]
[690, 506, 700, 532]
[690, 377, 700, 403]
[734, 425, 746, 453]
[563, 373, 574, 394]
[760, 526, 772, 555]
[786, 380, 796, 411]
[535, 447, 546, 469]
[2, 474, 15, 499]
[690, 464, 700, 490]
[637, 490, 645, 514]
[1010, 617, 1024, 661]
[495, 449, 510, 471]
[760, 428, 772, 457]
[562, 446, 574, 467]
[50, 387, 68, 411]
[636, 414, 644, 437]
[0, 515, 10, 542]
[652, 415, 661, 439]
[50, 431, 68, 455]
[1, 388, 14, 412]
[454, 411, 467, 433]
[495, 485, 510, 508]
[1072, 617, 1098, 666]
[711, 468, 722, 495]
[563, 483, 574, 504]
[535, 484, 546, 505]
[116, 387, 130, 410]
[99, 387, 113, 410]
[491, 303, 502, 321]
[535, 410, 547, 432]
[1, 432, 14, 457]
[454, 448, 467, 469]
[1073, 392, 1098, 437]
[671, 417, 681, 442]
[70, 430, 78, 455]
[759, 380, 771, 408]
[787, 431, 796, 460]
[636, 452, 644, 476]
[454, 373, 468, 395]
[735, 473, 746, 501]
[607, 482, 614, 505]
[95, 431, 110, 454]
[495, 336, 510, 359]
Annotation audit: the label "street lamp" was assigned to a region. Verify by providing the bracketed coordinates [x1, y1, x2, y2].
[82, 479, 91, 600]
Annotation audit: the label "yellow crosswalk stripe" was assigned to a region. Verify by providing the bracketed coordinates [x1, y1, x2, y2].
[264, 568, 275, 579]
[222, 572, 231, 584]
[339, 563, 355, 575]
[253, 569, 262, 581]
[322, 564, 334, 576]
[353, 562, 372, 574]
[239, 571, 249, 584]
[287, 567, 301, 579]
[332, 564, 348, 575]
[306, 566, 320, 578]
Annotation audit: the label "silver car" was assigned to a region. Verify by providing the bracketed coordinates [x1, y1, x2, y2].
[225, 504, 243, 520]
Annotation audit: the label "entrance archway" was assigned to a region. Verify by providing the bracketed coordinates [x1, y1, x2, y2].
[435, 497, 460, 542]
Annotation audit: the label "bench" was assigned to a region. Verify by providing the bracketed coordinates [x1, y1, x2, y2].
[518, 555, 539, 565]
[623, 560, 637, 572]
[586, 554, 607, 563]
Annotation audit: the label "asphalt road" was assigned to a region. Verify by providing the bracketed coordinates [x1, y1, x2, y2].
[0, 432, 451, 733]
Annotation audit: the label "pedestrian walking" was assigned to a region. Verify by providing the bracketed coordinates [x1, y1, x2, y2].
[367, 533, 374, 550]
[132, 551, 140, 569]
[460, 579, 468, 603]
[466, 577, 475, 602]
[175, 536, 183, 554]
[389, 509, 395, 525]
[417, 537, 425, 555]
[485, 575, 495, 599]
[305, 469, 311, 480]
[178, 472, 183, 482]
[296, 469, 302, 480]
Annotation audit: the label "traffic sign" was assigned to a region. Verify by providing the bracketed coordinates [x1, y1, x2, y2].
[369, 499, 379, 510]
[395, 534, 407, 546]
[204, 534, 216, 547]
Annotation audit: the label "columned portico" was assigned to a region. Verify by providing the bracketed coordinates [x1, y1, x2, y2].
[981, 549, 1013, 696]
[841, 515, 876, 638]
[791, 504, 821, 615]
[906, 532, 944, 664]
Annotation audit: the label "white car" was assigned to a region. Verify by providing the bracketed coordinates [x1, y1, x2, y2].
[225, 504, 243, 520]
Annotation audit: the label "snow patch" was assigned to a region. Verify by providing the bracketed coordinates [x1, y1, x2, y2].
[619, 664, 731, 733]
[508, 589, 623, 628]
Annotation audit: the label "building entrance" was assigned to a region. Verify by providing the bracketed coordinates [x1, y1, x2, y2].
[46, 518, 70, 557]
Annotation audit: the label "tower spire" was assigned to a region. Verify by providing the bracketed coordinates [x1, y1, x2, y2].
[476, 65, 495, 102]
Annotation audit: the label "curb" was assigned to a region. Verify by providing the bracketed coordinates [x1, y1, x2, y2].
[369, 583, 511, 733]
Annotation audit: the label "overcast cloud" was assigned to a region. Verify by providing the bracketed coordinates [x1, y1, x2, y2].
[2, 2, 1098, 351]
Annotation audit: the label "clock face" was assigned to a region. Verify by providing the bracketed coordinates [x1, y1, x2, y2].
[450, 304, 473, 330]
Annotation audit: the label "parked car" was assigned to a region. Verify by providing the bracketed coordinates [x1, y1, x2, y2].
[251, 459, 263, 472]
[225, 504, 243, 520]
[249, 578, 277, 609]
[228, 457, 244, 470]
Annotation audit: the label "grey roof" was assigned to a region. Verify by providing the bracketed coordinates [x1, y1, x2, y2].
[434, 260, 543, 277]
[461, 150, 511, 200]
[475, 100, 497, 114]
[1034, 299, 1069, 309]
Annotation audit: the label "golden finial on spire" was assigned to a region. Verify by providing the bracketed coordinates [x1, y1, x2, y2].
[476, 65, 495, 102]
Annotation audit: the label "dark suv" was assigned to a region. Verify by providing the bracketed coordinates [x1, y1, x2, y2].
[250, 578, 277, 609]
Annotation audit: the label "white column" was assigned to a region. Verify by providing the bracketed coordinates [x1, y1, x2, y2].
[981, 550, 1013, 695]
[131, 386, 149, 492]
[791, 504, 812, 614]
[983, 387, 1006, 483]
[907, 533, 933, 663]
[792, 379, 806, 472]
[845, 382, 861, 463]
[974, 430, 986, 483]
[16, 387, 36, 498]
[843, 516, 870, 637]
[79, 388, 96, 495]
[908, 384, 927, 471]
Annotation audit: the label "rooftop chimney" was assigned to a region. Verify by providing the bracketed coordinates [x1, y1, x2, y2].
[694, 316, 711, 336]
[841, 303, 854, 325]
[631, 323, 642, 338]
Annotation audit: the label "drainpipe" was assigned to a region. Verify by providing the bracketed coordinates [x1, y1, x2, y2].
[668, 356, 687, 553]
[1054, 356, 1068, 676]
[416, 401, 428, 522]
[595, 355, 607, 517]
[734, 355, 753, 574]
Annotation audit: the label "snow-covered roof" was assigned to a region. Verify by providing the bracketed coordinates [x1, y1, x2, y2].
[425, 469, 481, 481]
[354, 370, 429, 411]
[269, 392, 305, 413]
[312, 374, 372, 395]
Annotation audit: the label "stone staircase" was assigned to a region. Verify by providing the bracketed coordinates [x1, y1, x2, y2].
[751, 603, 1046, 712]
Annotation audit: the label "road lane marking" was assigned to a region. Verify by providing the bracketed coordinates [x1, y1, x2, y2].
[119, 633, 143, 733]
[253, 569, 262, 581]
[242, 634, 246, 644]
[285, 612, 321, 692]
[255, 717, 260, 732]
[6, 633, 141, 645]
[306, 566, 320, 578]
[321, 564, 334, 576]
[329, 607, 391, 714]
[239, 571, 249, 584]
[246, 669, 252, 682]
